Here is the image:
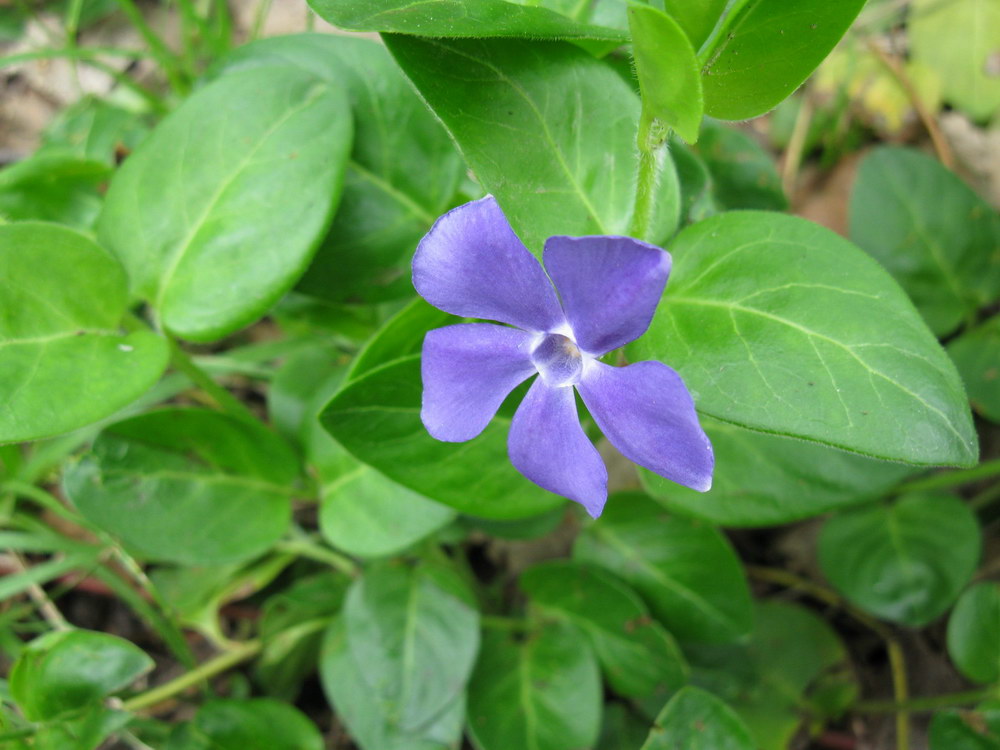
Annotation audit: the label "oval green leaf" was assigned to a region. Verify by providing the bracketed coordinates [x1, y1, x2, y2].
[573, 492, 752, 643]
[640, 417, 914, 526]
[0, 222, 168, 444]
[320, 356, 564, 520]
[629, 211, 978, 467]
[10, 630, 153, 721]
[64, 408, 298, 565]
[97, 65, 352, 342]
[700, 0, 866, 120]
[948, 315, 1000, 423]
[467, 622, 601, 750]
[929, 704, 1000, 750]
[947, 583, 1000, 685]
[819, 494, 981, 626]
[696, 120, 787, 210]
[187, 699, 323, 750]
[849, 146, 1000, 336]
[520, 560, 688, 699]
[0, 154, 110, 228]
[641, 686, 754, 750]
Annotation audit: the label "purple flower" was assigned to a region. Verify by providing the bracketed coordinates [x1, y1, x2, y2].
[413, 196, 713, 518]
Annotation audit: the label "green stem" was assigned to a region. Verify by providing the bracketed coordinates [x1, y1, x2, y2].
[855, 685, 1000, 714]
[122, 640, 261, 712]
[628, 114, 667, 241]
[168, 337, 260, 425]
[971, 482, 1000, 511]
[275, 538, 358, 577]
[895, 459, 1000, 495]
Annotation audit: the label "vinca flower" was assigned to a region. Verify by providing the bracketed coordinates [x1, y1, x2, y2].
[413, 196, 713, 518]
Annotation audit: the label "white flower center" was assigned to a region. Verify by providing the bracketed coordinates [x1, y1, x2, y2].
[531, 333, 584, 387]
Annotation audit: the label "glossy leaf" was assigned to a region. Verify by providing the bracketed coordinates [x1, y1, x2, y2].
[0, 222, 168, 444]
[521, 560, 688, 699]
[948, 316, 1000, 423]
[467, 622, 601, 750]
[212, 34, 464, 303]
[343, 562, 479, 732]
[308, 0, 629, 40]
[64, 409, 298, 565]
[320, 618, 464, 750]
[97, 65, 352, 341]
[850, 147, 1000, 336]
[573, 493, 752, 643]
[700, 0, 866, 120]
[686, 601, 853, 750]
[10, 630, 152, 721]
[819, 494, 981, 626]
[384, 35, 677, 253]
[185, 699, 323, 750]
[321, 356, 564, 519]
[696, 120, 787, 211]
[629, 211, 978, 467]
[347, 298, 453, 382]
[640, 417, 914, 526]
[0, 154, 110, 228]
[909, 0, 1000, 122]
[629, 3, 703, 144]
[641, 686, 754, 750]
[947, 583, 1000, 685]
[930, 704, 1000, 750]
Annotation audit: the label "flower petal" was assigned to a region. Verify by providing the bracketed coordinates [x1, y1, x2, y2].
[544, 235, 670, 354]
[421, 323, 537, 442]
[578, 360, 713, 492]
[413, 196, 565, 332]
[508, 378, 608, 518]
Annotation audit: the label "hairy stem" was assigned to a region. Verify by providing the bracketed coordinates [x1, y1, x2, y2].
[628, 115, 668, 242]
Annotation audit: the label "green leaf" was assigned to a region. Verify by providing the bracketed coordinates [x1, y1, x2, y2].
[640, 417, 914, 526]
[628, 3, 704, 144]
[344, 562, 479, 731]
[672, 138, 717, 226]
[0, 222, 168, 444]
[307, 0, 629, 40]
[819, 494, 981, 626]
[573, 493, 752, 643]
[321, 356, 564, 519]
[948, 316, 1000, 423]
[700, 0, 866, 120]
[347, 298, 453, 382]
[97, 65, 352, 342]
[695, 120, 787, 210]
[662, 0, 728, 49]
[641, 686, 754, 750]
[10, 630, 152, 721]
[850, 147, 1000, 336]
[32, 707, 130, 750]
[185, 699, 324, 750]
[598, 703, 651, 750]
[383, 35, 677, 253]
[211, 34, 463, 304]
[0, 154, 111, 228]
[64, 408, 298, 565]
[320, 618, 464, 750]
[521, 560, 688, 699]
[629, 211, 979, 467]
[947, 583, 1000, 685]
[41, 95, 151, 165]
[467, 622, 601, 750]
[909, 0, 1000, 122]
[685, 601, 853, 750]
[930, 704, 1000, 750]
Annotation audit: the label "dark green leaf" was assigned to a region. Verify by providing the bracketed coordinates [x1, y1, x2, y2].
[850, 147, 1000, 336]
[641, 686, 754, 750]
[671, 138, 718, 226]
[573, 493, 752, 643]
[947, 583, 1000, 685]
[97, 66, 352, 342]
[347, 298, 453, 382]
[64, 409, 298, 565]
[384, 35, 677, 253]
[0, 154, 110, 228]
[212, 34, 464, 304]
[321, 356, 564, 519]
[598, 702, 651, 750]
[819, 494, 981, 626]
[948, 316, 1000, 423]
[0, 222, 168, 444]
[308, 0, 629, 40]
[467, 622, 601, 750]
[629, 3, 703, 144]
[521, 560, 688, 699]
[930, 704, 1000, 750]
[10, 630, 152, 721]
[640, 417, 914, 526]
[695, 120, 787, 210]
[186, 699, 323, 750]
[700, 0, 866, 120]
[629, 211, 978, 467]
